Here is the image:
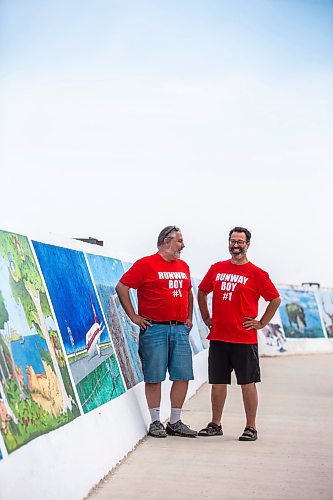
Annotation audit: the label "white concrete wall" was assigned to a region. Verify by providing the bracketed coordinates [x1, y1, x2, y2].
[259, 336, 333, 356]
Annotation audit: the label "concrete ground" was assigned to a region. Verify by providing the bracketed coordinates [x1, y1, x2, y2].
[89, 354, 333, 500]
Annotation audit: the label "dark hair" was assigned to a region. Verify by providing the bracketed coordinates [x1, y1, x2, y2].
[157, 226, 180, 247]
[229, 226, 251, 242]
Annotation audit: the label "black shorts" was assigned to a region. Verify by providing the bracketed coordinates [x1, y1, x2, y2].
[208, 340, 261, 385]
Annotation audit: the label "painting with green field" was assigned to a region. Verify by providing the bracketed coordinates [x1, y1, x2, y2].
[0, 230, 80, 454]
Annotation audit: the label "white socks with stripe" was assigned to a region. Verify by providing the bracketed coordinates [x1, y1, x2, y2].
[149, 407, 182, 424]
[149, 407, 160, 423]
[169, 407, 181, 424]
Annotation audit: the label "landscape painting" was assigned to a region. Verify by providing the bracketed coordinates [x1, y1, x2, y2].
[0, 230, 79, 454]
[32, 242, 125, 413]
[87, 254, 143, 389]
[278, 288, 325, 338]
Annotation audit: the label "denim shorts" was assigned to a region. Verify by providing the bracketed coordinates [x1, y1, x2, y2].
[138, 323, 194, 383]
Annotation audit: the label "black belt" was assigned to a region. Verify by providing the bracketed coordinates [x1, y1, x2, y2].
[150, 320, 185, 325]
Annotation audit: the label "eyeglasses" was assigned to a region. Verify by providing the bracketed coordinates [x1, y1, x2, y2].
[164, 226, 180, 239]
[229, 239, 247, 246]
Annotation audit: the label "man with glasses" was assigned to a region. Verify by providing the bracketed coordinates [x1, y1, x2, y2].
[197, 226, 281, 441]
[116, 226, 197, 438]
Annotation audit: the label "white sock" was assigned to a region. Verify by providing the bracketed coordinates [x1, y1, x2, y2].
[170, 407, 181, 424]
[149, 407, 160, 423]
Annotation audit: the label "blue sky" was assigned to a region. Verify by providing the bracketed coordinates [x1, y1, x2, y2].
[1, 0, 332, 286]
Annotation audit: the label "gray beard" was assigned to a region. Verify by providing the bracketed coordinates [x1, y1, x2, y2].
[230, 249, 246, 260]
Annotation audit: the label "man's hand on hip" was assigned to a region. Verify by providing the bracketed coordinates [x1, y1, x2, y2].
[243, 317, 263, 330]
[131, 314, 152, 330]
[203, 317, 212, 329]
[185, 319, 193, 330]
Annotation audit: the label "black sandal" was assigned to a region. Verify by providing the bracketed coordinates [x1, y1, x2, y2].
[239, 426, 257, 441]
[198, 422, 223, 437]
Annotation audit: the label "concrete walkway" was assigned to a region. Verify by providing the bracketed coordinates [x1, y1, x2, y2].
[89, 355, 333, 500]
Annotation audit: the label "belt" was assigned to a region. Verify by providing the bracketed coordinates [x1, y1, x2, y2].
[150, 320, 185, 325]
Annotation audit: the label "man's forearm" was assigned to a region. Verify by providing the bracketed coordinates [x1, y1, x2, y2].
[259, 297, 282, 328]
[198, 290, 210, 322]
[115, 282, 136, 321]
[187, 291, 193, 321]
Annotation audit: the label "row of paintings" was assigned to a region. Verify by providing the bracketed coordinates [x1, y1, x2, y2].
[0, 229, 207, 458]
[259, 287, 333, 354]
[1, 228, 332, 458]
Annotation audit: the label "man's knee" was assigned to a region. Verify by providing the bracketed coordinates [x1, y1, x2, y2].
[241, 382, 256, 391]
[212, 383, 227, 390]
[146, 382, 161, 391]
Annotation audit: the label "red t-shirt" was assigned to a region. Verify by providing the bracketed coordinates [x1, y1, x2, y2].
[198, 260, 279, 344]
[120, 253, 191, 322]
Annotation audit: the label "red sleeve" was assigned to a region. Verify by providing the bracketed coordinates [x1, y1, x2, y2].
[184, 262, 192, 290]
[119, 259, 145, 289]
[198, 265, 215, 294]
[257, 270, 280, 301]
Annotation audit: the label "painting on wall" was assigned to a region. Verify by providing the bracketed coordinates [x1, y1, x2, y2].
[191, 278, 209, 349]
[260, 322, 287, 353]
[86, 254, 143, 389]
[278, 287, 325, 338]
[0, 389, 7, 459]
[257, 299, 287, 354]
[319, 290, 333, 338]
[0, 231, 80, 454]
[184, 279, 203, 355]
[188, 314, 204, 355]
[32, 242, 125, 413]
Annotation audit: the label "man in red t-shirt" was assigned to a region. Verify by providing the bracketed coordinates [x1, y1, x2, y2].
[197, 226, 281, 441]
[116, 226, 197, 438]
